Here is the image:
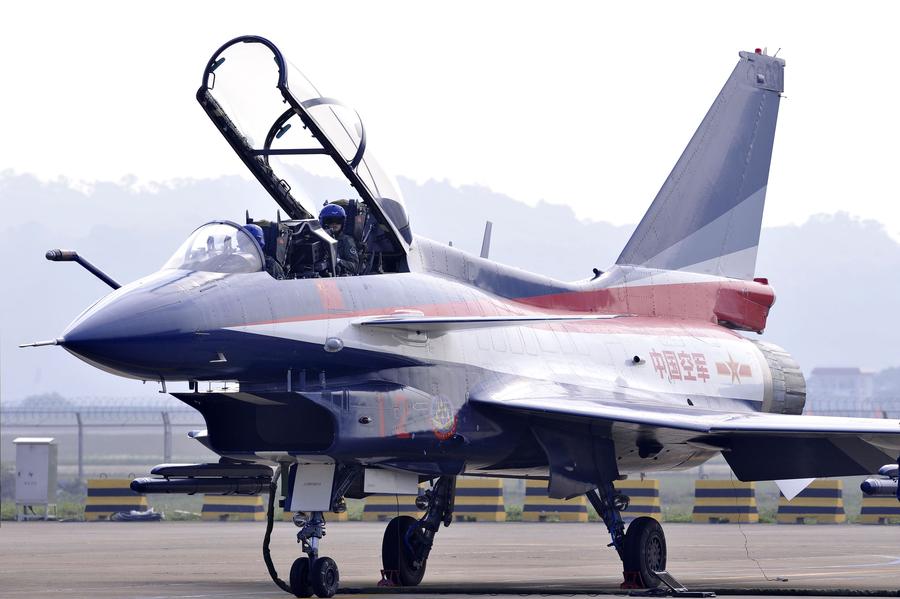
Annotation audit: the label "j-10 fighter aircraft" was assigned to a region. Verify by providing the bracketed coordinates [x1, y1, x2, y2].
[25, 36, 900, 597]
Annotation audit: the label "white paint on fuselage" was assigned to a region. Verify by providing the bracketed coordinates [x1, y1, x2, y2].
[226, 312, 767, 413]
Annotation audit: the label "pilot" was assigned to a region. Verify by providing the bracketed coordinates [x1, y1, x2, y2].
[319, 204, 359, 275]
[243, 224, 284, 279]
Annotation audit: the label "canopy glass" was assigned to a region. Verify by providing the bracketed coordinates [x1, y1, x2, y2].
[197, 36, 411, 253]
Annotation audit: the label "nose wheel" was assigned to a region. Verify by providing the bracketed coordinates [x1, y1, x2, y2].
[289, 555, 340, 598]
[309, 557, 340, 598]
[290, 511, 340, 598]
[289, 557, 312, 598]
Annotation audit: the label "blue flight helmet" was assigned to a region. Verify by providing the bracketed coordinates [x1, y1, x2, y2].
[243, 224, 265, 249]
[319, 204, 346, 232]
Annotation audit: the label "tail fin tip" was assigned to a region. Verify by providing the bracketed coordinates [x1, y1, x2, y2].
[616, 50, 785, 280]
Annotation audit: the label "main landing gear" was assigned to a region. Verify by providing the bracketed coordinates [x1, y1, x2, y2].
[587, 480, 667, 589]
[380, 475, 456, 586]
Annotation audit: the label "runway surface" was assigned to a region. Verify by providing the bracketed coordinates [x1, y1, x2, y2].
[0, 521, 898, 598]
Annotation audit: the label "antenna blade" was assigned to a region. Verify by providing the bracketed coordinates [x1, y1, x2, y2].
[480, 221, 493, 259]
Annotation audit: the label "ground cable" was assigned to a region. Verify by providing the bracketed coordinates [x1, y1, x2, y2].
[263, 466, 293, 594]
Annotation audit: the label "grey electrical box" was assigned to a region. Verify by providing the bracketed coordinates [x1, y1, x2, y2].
[14, 437, 58, 520]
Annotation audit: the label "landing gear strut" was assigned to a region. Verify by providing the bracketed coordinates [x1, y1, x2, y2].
[587, 481, 666, 589]
[264, 463, 359, 598]
[289, 511, 339, 598]
[381, 475, 456, 586]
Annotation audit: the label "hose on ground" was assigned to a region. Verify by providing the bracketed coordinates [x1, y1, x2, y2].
[263, 467, 292, 594]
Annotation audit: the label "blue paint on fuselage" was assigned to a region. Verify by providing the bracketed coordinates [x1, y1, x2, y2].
[56, 236, 751, 475]
[59, 238, 585, 383]
[61, 269, 431, 381]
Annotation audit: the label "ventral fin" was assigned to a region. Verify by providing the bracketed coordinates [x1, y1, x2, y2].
[775, 477, 815, 501]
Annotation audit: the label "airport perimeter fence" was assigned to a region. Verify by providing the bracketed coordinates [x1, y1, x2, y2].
[1, 396, 210, 482]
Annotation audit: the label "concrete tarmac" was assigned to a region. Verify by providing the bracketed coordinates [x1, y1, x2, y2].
[0, 521, 898, 598]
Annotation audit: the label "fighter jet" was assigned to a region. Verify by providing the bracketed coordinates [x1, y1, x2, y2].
[24, 36, 900, 597]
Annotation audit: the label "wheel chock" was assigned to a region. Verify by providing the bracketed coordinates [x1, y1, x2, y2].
[654, 569, 715, 597]
[378, 569, 400, 587]
[620, 571, 644, 589]
[627, 570, 716, 598]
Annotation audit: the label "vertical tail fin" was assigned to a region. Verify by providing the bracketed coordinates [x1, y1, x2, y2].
[617, 50, 785, 280]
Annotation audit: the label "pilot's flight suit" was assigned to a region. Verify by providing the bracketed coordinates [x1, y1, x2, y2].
[336, 233, 359, 275]
[265, 255, 285, 279]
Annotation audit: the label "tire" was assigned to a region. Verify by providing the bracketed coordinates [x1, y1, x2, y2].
[623, 516, 666, 588]
[381, 515, 427, 586]
[310, 556, 340, 598]
[289, 557, 312, 598]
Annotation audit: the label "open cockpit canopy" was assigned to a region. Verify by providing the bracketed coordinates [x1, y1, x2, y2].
[197, 35, 411, 254]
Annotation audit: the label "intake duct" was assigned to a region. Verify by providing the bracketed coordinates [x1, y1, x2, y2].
[751, 340, 806, 415]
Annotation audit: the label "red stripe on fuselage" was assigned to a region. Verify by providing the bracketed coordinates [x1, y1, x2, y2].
[315, 279, 346, 311]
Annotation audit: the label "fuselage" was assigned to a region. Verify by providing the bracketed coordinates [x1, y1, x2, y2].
[60, 234, 784, 476]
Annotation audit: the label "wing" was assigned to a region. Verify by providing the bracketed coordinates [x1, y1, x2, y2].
[355, 313, 627, 332]
[470, 386, 900, 482]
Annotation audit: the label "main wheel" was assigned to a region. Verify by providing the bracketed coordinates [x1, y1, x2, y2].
[623, 516, 667, 588]
[310, 556, 340, 598]
[289, 557, 312, 598]
[381, 515, 427, 586]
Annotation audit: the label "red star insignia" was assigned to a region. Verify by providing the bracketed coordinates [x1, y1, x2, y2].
[725, 353, 741, 383]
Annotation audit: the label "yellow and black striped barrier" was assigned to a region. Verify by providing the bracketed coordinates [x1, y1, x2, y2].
[362, 493, 424, 522]
[692, 480, 759, 524]
[777, 480, 845, 524]
[454, 477, 506, 522]
[85, 478, 149, 521]
[201, 495, 266, 521]
[615, 479, 661, 522]
[858, 495, 900, 524]
[522, 480, 588, 522]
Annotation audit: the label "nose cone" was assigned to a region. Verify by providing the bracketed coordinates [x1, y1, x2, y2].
[61, 272, 202, 379]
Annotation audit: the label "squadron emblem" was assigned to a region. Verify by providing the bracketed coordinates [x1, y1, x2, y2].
[431, 396, 457, 440]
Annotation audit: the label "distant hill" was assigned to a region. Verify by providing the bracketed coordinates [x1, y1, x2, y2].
[2, 172, 898, 400]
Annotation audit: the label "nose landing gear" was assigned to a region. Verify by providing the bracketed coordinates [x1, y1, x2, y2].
[289, 511, 340, 598]
[266, 464, 359, 598]
[380, 475, 456, 587]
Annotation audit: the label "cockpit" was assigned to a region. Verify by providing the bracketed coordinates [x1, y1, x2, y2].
[162, 222, 264, 274]
[195, 36, 413, 279]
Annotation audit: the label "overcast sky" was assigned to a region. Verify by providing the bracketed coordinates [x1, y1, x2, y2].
[3, 1, 899, 237]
